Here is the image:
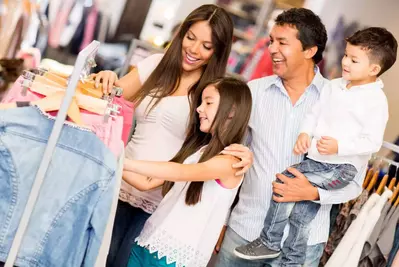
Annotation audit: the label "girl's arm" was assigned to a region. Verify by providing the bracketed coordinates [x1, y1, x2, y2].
[123, 155, 242, 189]
[122, 171, 164, 191]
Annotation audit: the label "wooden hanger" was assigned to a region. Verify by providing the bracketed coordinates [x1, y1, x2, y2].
[394, 190, 399, 207]
[37, 72, 105, 99]
[388, 178, 396, 191]
[363, 167, 374, 189]
[31, 91, 83, 125]
[28, 81, 108, 115]
[42, 71, 68, 87]
[44, 70, 106, 96]
[390, 184, 399, 204]
[366, 169, 380, 192]
[376, 174, 388, 195]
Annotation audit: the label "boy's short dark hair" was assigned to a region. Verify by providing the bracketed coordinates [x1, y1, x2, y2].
[275, 8, 327, 64]
[346, 27, 398, 76]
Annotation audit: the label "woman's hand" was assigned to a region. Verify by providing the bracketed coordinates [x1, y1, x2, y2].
[221, 144, 253, 176]
[90, 70, 119, 94]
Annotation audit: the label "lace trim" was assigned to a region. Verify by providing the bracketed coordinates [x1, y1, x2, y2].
[119, 190, 157, 214]
[136, 221, 210, 267]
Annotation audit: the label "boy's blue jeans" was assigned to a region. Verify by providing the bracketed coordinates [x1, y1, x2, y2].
[260, 158, 357, 266]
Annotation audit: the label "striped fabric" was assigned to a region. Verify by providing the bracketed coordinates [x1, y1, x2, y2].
[229, 69, 365, 246]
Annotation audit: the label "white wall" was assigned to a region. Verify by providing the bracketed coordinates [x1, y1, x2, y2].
[140, 0, 216, 45]
[312, 0, 399, 146]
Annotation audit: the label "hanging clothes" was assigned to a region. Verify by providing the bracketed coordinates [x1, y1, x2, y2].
[79, 3, 99, 51]
[1, 75, 129, 154]
[59, 0, 85, 48]
[240, 37, 273, 81]
[48, 0, 76, 48]
[0, 1, 23, 58]
[325, 190, 393, 267]
[387, 223, 399, 267]
[321, 189, 370, 265]
[0, 105, 118, 266]
[359, 201, 392, 266]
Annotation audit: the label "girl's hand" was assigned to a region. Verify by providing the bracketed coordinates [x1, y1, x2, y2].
[90, 70, 119, 94]
[221, 144, 253, 176]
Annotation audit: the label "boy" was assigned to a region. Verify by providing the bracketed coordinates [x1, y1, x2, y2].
[234, 27, 397, 265]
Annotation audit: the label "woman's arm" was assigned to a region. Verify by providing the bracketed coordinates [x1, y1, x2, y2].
[122, 171, 165, 191]
[117, 68, 143, 100]
[93, 68, 142, 100]
[0, 103, 17, 109]
[123, 155, 242, 189]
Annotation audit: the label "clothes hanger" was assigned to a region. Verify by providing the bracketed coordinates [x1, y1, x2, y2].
[388, 177, 397, 191]
[30, 91, 84, 125]
[376, 174, 388, 195]
[389, 167, 399, 203]
[363, 167, 374, 189]
[28, 81, 108, 115]
[366, 168, 380, 192]
[27, 70, 104, 99]
[375, 160, 392, 195]
[394, 191, 399, 207]
[41, 70, 104, 99]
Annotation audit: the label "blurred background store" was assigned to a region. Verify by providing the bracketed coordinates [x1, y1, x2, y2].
[0, 0, 398, 156]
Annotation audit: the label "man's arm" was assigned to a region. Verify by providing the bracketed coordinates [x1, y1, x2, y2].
[272, 165, 366, 204]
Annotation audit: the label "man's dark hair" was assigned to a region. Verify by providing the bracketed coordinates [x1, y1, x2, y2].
[275, 8, 327, 64]
[346, 27, 398, 76]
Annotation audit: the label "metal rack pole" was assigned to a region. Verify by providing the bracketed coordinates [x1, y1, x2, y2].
[383, 141, 399, 154]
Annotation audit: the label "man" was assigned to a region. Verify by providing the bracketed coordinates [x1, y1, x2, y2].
[216, 8, 365, 267]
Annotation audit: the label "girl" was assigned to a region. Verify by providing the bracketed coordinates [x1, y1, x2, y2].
[93, 4, 254, 266]
[122, 77, 252, 267]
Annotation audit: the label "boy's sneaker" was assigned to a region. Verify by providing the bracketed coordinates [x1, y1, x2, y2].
[234, 238, 281, 260]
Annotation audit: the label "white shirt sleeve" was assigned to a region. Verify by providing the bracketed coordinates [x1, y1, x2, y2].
[136, 53, 164, 84]
[299, 83, 330, 136]
[337, 93, 389, 156]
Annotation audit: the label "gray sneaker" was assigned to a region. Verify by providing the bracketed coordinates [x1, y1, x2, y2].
[234, 238, 281, 260]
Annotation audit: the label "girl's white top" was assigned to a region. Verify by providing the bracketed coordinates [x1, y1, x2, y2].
[136, 148, 242, 267]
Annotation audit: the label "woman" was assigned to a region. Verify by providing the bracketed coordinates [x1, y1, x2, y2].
[93, 5, 253, 266]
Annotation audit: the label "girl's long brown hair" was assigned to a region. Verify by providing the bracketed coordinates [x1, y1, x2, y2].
[129, 4, 234, 112]
[162, 77, 252, 205]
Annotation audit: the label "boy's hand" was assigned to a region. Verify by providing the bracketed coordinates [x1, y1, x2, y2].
[294, 133, 311, 155]
[316, 136, 338, 155]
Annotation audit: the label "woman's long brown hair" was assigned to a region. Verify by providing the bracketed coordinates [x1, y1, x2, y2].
[129, 4, 234, 113]
[162, 77, 252, 205]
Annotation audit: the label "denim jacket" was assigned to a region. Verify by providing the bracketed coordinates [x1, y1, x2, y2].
[0, 106, 117, 267]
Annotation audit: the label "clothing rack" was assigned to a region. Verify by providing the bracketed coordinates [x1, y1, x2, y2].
[5, 40, 101, 267]
[119, 38, 163, 77]
[383, 141, 399, 154]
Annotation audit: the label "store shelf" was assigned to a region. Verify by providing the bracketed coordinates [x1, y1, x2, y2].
[219, 4, 256, 21]
[275, 0, 305, 9]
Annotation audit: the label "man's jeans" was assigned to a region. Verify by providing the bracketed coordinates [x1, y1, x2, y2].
[214, 227, 325, 267]
[260, 159, 357, 265]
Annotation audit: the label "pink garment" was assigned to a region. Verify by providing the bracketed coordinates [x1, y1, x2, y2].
[2, 76, 123, 155]
[48, 0, 75, 48]
[112, 96, 134, 145]
[79, 5, 98, 51]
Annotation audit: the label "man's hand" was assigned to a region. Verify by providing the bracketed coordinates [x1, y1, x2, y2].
[213, 225, 227, 254]
[294, 133, 311, 155]
[272, 167, 319, 202]
[316, 136, 338, 155]
[221, 144, 253, 176]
